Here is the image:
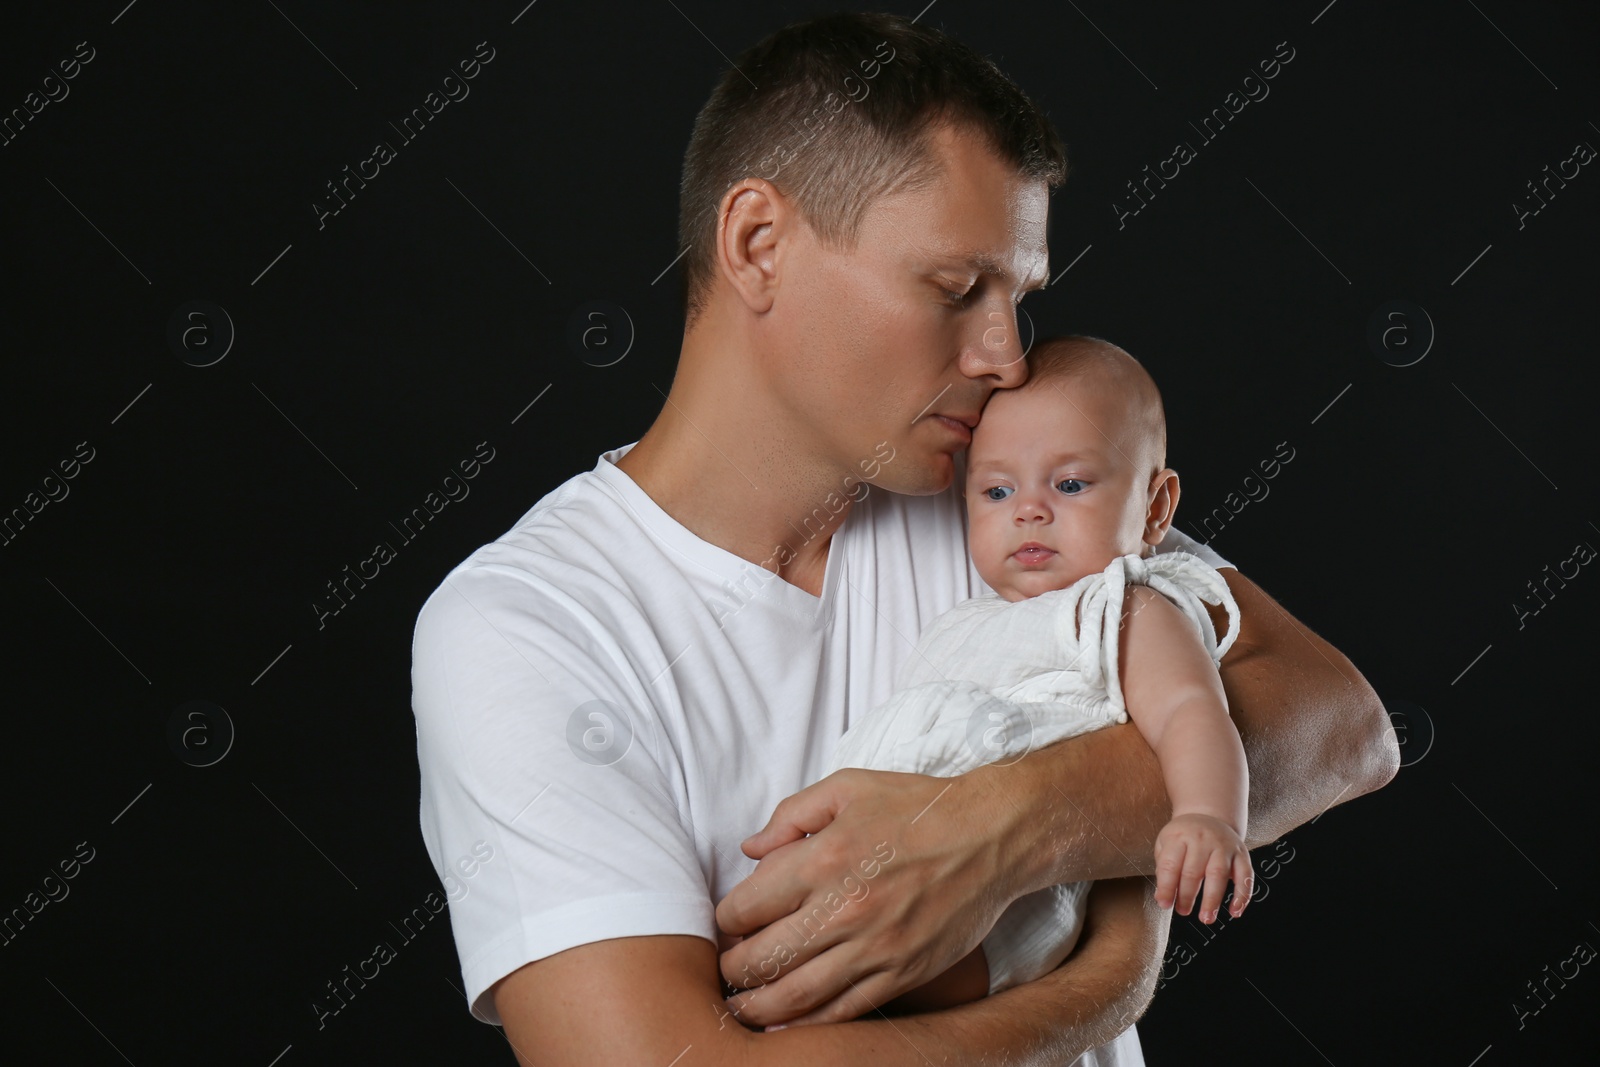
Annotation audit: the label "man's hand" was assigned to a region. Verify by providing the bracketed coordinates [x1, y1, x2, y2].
[716, 766, 1019, 1029]
[1152, 813, 1253, 923]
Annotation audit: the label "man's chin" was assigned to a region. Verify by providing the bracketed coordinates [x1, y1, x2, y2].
[874, 453, 956, 496]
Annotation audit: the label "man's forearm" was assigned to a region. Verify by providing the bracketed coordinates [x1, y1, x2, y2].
[979, 721, 1172, 892]
[741, 877, 1163, 1067]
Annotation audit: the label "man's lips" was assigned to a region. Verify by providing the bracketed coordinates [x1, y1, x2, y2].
[1013, 543, 1056, 566]
[930, 414, 974, 444]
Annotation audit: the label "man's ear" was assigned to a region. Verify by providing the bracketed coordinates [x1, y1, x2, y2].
[1143, 468, 1180, 547]
[716, 178, 785, 314]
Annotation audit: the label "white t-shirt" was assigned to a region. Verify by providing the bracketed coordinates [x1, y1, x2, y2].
[410, 441, 1233, 1058]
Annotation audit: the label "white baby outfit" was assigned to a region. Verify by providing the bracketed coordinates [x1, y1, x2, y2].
[826, 549, 1242, 994]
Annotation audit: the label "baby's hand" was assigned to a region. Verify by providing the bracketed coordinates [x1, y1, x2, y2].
[1153, 813, 1253, 924]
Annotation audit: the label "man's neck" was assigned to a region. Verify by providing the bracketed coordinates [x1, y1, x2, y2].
[615, 336, 855, 597]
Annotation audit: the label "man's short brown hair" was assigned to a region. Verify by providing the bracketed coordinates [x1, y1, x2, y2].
[677, 11, 1068, 327]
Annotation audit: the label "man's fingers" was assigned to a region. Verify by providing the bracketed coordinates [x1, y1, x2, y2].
[779, 975, 893, 1028]
[723, 944, 864, 1027]
[720, 915, 832, 991]
[740, 773, 853, 859]
[716, 838, 817, 938]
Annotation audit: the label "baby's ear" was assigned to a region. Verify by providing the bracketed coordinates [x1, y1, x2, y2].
[1143, 468, 1181, 544]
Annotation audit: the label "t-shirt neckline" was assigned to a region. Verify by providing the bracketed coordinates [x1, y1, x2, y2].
[591, 442, 845, 625]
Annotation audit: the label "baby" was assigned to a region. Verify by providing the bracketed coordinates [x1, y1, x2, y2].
[828, 334, 1254, 1011]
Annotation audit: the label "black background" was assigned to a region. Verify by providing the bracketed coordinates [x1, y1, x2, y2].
[2, 1, 1595, 1063]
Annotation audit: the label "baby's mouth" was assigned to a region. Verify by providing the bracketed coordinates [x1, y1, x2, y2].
[1013, 544, 1056, 566]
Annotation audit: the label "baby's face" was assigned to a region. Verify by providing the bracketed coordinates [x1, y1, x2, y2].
[965, 379, 1159, 602]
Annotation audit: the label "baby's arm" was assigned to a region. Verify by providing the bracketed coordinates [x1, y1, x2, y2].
[1117, 586, 1253, 923]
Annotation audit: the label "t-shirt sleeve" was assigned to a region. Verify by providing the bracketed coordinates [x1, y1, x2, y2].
[410, 559, 715, 1026]
[1155, 526, 1234, 571]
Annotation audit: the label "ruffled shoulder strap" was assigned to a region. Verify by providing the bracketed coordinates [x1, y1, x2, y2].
[1060, 551, 1241, 719]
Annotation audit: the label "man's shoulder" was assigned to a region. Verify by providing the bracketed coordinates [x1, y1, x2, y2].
[414, 463, 623, 630]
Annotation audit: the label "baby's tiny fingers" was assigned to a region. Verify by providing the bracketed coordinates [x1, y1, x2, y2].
[1154, 844, 1185, 908]
[1230, 856, 1256, 915]
[1198, 853, 1231, 923]
[1177, 851, 1210, 917]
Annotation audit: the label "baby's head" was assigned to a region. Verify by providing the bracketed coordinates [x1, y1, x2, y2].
[965, 335, 1181, 602]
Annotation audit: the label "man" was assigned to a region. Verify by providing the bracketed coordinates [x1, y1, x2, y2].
[410, 12, 1398, 1065]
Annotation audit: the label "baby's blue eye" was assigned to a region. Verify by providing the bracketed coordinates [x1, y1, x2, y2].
[1057, 479, 1085, 495]
[983, 486, 1012, 501]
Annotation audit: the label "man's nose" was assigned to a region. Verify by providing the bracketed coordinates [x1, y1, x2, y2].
[962, 305, 1029, 388]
